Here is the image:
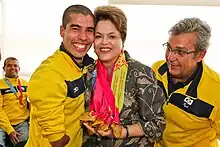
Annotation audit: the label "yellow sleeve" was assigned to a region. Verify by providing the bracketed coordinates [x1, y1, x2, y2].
[151, 60, 166, 73]
[0, 94, 15, 134]
[28, 68, 66, 142]
[212, 105, 220, 139]
[151, 62, 159, 73]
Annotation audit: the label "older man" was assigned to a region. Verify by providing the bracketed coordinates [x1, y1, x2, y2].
[153, 17, 220, 147]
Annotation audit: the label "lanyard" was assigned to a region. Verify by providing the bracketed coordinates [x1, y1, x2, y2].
[17, 79, 23, 105]
[4, 78, 23, 105]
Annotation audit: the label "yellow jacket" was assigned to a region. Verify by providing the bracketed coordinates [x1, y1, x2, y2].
[153, 60, 220, 147]
[0, 77, 29, 134]
[25, 48, 94, 147]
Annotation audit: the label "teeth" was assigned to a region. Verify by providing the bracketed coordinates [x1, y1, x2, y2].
[74, 44, 86, 49]
[100, 48, 111, 52]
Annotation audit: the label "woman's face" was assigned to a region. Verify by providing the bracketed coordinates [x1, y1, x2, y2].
[94, 20, 123, 67]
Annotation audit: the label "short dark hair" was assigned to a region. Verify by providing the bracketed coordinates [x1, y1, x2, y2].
[4, 57, 18, 68]
[62, 4, 94, 28]
[94, 5, 127, 43]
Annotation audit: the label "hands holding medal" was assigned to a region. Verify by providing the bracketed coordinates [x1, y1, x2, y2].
[80, 112, 129, 139]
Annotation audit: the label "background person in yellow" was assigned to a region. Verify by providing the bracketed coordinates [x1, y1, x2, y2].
[25, 4, 95, 147]
[0, 57, 29, 147]
[152, 17, 220, 147]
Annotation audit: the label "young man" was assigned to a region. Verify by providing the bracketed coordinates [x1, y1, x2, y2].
[153, 17, 220, 147]
[0, 57, 29, 147]
[25, 4, 95, 147]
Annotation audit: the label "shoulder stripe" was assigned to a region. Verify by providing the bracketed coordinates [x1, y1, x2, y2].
[158, 63, 168, 75]
[65, 75, 86, 98]
[169, 93, 213, 118]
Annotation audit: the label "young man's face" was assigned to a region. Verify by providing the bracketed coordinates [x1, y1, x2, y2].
[165, 32, 206, 81]
[3, 59, 20, 78]
[60, 13, 95, 59]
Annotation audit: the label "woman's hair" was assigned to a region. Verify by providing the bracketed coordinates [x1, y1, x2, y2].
[169, 17, 211, 51]
[94, 5, 127, 43]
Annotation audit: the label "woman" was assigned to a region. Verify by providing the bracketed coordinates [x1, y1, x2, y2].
[81, 5, 166, 147]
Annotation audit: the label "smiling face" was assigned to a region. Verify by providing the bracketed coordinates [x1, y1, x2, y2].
[60, 13, 95, 59]
[3, 59, 20, 78]
[166, 32, 206, 82]
[94, 20, 123, 67]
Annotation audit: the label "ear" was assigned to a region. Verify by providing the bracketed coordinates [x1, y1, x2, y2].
[196, 50, 206, 62]
[60, 26, 65, 37]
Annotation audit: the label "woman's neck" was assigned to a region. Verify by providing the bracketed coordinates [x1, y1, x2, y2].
[102, 62, 114, 78]
[107, 67, 112, 77]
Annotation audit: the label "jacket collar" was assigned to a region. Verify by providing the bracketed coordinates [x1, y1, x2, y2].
[59, 43, 94, 68]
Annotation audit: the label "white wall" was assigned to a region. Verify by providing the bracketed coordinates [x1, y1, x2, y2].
[109, 0, 220, 6]
[0, 0, 4, 77]
[114, 5, 220, 73]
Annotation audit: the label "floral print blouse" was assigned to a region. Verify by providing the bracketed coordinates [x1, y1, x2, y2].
[83, 51, 166, 147]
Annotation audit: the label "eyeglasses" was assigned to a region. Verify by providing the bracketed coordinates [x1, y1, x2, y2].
[163, 42, 197, 57]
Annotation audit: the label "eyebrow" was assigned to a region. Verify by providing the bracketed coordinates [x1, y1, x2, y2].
[70, 24, 95, 31]
[167, 43, 186, 50]
[175, 46, 187, 50]
[70, 24, 80, 28]
[95, 31, 116, 35]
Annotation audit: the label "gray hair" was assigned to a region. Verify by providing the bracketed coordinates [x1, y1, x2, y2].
[169, 17, 211, 51]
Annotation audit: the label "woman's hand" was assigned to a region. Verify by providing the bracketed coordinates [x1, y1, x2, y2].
[83, 122, 115, 138]
[83, 122, 98, 136]
[83, 122, 114, 138]
[83, 122, 127, 139]
[97, 129, 114, 138]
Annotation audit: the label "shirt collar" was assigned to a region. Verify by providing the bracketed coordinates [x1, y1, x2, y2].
[59, 43, 94, 68]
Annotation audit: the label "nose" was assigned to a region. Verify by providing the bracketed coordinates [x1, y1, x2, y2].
[102, 36, 109, 44]
[78, 30, 87, 41]
[166, 51, 177, 61]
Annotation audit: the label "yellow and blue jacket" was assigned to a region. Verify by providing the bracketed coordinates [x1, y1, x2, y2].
[0, 77, 29, 134]
[153, 60, 220, 147]
[25, 45, 94, 147]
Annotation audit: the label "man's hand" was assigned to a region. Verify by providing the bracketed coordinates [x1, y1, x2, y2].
[9, 131, 21, 144]
[50, 134, 70, 147]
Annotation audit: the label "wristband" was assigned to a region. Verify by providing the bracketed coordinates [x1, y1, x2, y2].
[124, 125, 130, 139]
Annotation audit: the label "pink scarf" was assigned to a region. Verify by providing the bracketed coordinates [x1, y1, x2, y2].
[89, 60, 120, 124]
[89, 53, 128, 125]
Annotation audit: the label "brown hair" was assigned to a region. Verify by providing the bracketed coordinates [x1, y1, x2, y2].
[94, 5, 127, 43]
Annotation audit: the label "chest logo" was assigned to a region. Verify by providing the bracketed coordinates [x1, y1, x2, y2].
[183, 96, 194, 108]
[73, 87, 79, 93]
